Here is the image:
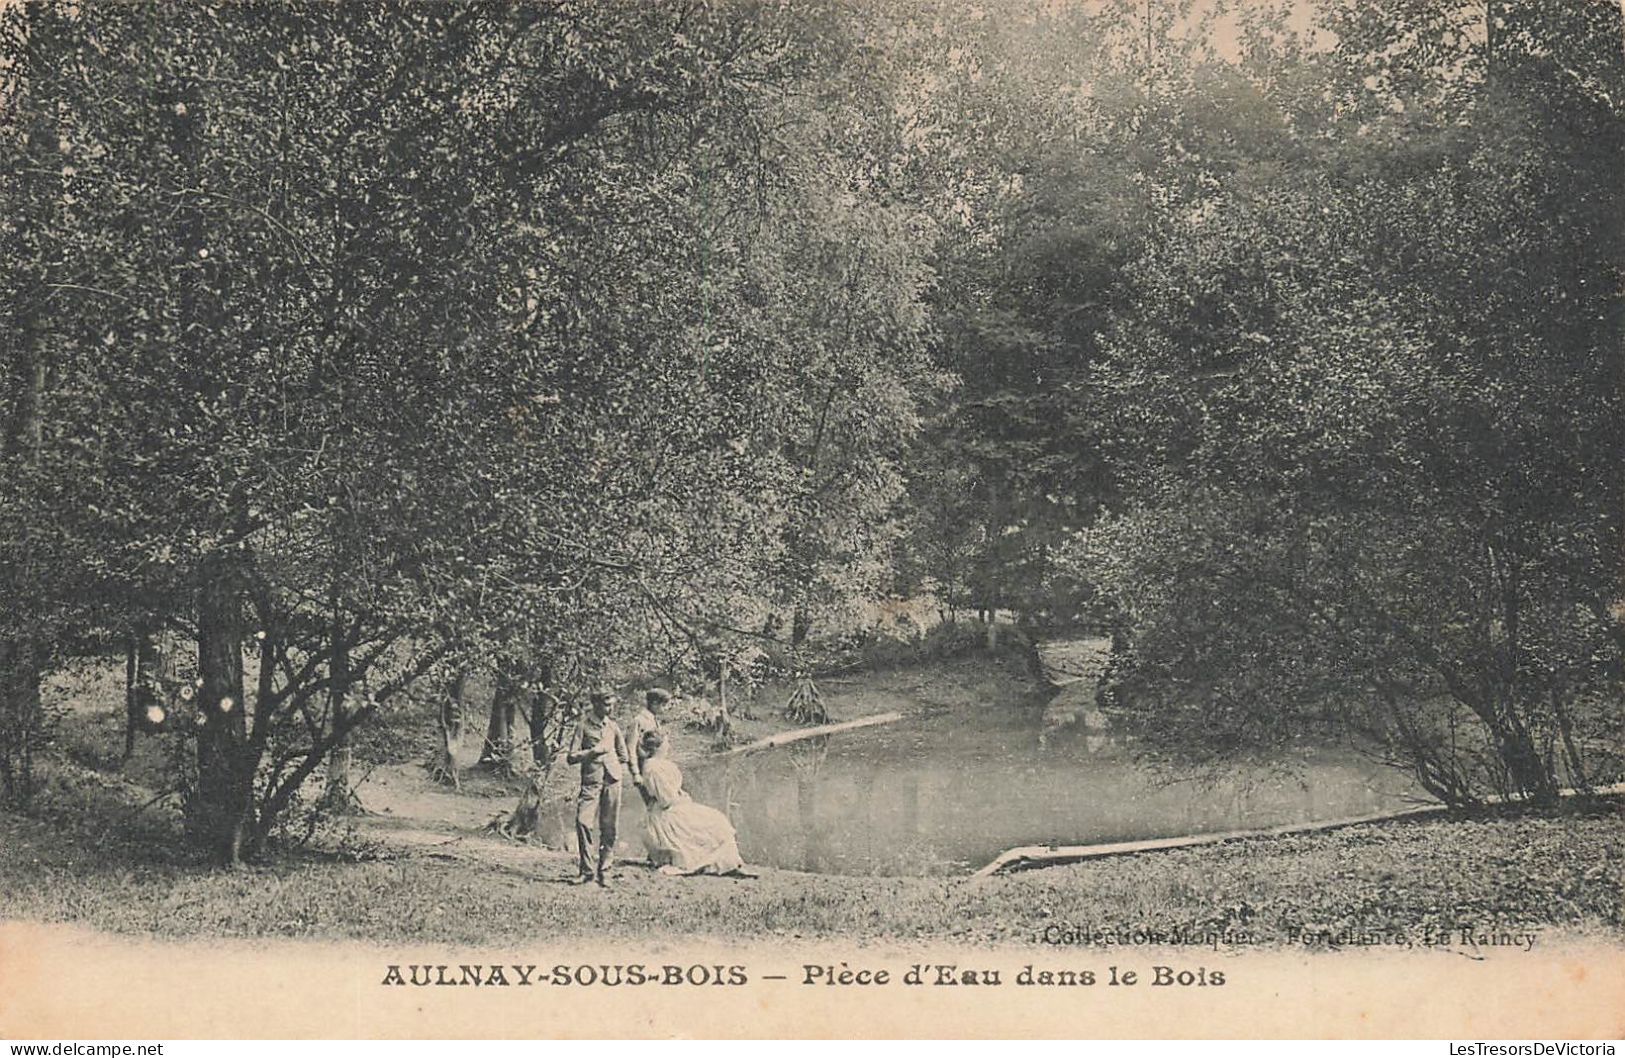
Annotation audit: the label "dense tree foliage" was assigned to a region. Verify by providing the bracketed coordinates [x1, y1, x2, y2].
[2, 0, 1620, 851]
[953, 0, 1625, 802]
[0, 0, 933, 856]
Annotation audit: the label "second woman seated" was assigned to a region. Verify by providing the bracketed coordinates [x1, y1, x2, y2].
[636, 731, 746, 877]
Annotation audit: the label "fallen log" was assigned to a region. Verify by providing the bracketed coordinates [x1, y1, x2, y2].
[723, 711, 906, 756]
[972, 781, 1625, 877]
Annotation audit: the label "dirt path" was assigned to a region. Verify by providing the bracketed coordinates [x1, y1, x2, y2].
[342, 761, 577, 869]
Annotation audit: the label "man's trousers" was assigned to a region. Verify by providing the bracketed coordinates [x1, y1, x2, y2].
[575, 779, 622, 878]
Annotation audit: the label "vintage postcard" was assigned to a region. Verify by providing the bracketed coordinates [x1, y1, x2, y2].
[0, 0, 1621, 1042]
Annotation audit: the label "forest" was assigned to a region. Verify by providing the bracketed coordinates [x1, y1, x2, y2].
[1, 0, 1622, 880]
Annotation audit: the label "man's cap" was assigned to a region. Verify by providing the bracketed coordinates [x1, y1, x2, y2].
[589, 688, 619, 705]
[645, 687, 672, 706]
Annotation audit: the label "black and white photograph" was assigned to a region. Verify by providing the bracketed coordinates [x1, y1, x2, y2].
[0, 0, 1621, 1043]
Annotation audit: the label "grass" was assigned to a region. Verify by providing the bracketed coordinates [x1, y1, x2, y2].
[2, 777, 1619, 949]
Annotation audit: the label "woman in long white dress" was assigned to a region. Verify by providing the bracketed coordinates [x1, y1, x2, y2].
[637, 732, 746, 876]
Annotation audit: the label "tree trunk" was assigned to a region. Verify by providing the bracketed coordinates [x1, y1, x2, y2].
[193, 556, 250, 865]
[0, 639, 43, 806]
[493, 734, 561, 842]
[492, 769, 548, 840]
[1550, 685, 1591, 793]
[525, 662, 554, 768]
[481, 666, 518, 773]
[1492, 714, 1558, 803]
[790, 604, 813, 648]
[123, 626, 164, 762]
[123, 635, 139, 762]
[433, 671, 468, 788]
[0, 3, 57, 809]
[321, 118, 360, 813]
[711, 659, 733, 742]
[322, 632, 357, 813]
[166, 73, 250, 861]
[324, 735, 354, 811]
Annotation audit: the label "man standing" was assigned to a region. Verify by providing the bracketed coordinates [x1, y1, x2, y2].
[627, 687, 669, 787]
[566, 689, 629, 886]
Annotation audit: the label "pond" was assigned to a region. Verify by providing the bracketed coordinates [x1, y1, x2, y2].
[551, 700, 1422, 877]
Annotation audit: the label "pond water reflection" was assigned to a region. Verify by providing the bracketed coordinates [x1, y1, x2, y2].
[548, 702, 1421, 877]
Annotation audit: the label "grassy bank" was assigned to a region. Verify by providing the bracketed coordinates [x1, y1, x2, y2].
[2, 785, 1618, 950]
